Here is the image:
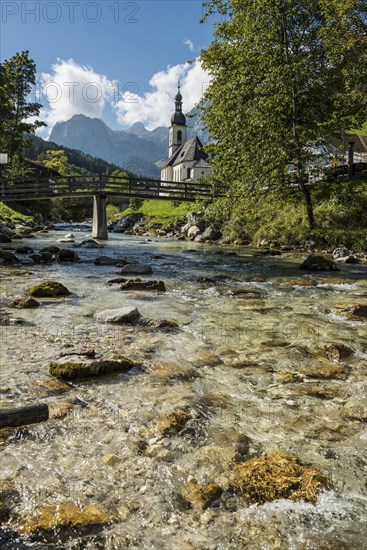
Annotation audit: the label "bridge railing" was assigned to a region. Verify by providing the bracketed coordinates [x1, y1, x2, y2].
[0, 174, 226, 201]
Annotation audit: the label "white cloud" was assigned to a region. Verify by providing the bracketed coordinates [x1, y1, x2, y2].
[36, 59, 115, 138]
[183, 37, 194, 51]
[114, 59, 210, 130]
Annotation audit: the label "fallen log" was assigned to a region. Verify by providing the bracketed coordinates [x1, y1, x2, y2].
[0, 403, 49, 428]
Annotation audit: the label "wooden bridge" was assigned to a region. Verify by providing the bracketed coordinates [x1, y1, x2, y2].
[0, 174, 225, 239]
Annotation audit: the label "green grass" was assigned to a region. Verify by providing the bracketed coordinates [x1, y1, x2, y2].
[0, 202, 33, 225]
[123, 200, 196, 228]
[212, 178, 367, 250]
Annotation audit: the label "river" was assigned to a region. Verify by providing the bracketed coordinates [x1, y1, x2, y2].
[1, 230, 366, 549]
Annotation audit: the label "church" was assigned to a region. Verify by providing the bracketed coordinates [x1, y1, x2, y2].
[161, 86, 211, 183]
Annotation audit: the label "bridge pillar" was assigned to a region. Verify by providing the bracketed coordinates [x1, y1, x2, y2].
[92, 194, 108, 240]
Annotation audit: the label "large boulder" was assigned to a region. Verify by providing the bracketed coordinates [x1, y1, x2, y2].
[187, 225, 201, 239]
[28, 281, 71, 297]
[200, 225, 222, 242]
[120, 278, 166, 292]
[57, 249, 79, 262]
[15, 246, 34, 254]
[300, 255, 338, 271]
[117, 263, 152, 275]
[94, 307, 140, 324]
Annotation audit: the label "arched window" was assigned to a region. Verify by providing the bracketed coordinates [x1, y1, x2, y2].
[187, 168, 191, 180]
[177, 130, 182, 143]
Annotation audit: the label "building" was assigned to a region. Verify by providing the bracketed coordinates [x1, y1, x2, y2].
[161, 86, 211, 183]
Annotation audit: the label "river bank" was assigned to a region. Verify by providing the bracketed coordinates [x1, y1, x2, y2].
[0, 228, 366, 548]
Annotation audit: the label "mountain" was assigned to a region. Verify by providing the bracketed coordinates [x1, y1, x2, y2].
[24, 135, 135, 177]
[50, 115, 167, 177]
[48, 111, 210, 178]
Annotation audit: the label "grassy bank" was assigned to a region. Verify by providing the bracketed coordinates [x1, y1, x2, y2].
[0, 202, 33, 225]
[122, 200, 196, 228]
[208, 178, 367, 250]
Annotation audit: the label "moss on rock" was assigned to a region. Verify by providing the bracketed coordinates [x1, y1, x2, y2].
[232, 451, 329, 504]
[18, 502, 117, 536]
[29, 281, 71, 297]
[49, 356, 136, 380]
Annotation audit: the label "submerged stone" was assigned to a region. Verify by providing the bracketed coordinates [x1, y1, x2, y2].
[120, 278, 166, 292]
[232, 451, 329, 504]
[28, 281, 71, 297]
[18, 502, 116, 536]
[117, 263, 153, 275]
[149, 362, 198, 382]
[331, 303, 367, 323]
[157, 411, 192, 436]
[181, 480, 223, 510]
[9, 297, 40, 309]
[49, 355, 137, 380]
[317, 343, 354, 362]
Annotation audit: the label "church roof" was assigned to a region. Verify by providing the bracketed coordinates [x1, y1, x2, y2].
[193, 157, 211, 169]
[172, 136, 208, 166]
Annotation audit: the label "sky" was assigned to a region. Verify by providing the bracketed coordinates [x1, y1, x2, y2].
[1, 0, 217, 138]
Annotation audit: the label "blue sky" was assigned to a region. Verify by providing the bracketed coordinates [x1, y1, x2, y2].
[1, 1, 217, 135]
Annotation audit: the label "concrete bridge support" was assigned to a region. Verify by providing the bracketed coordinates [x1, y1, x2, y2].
[92, 194, 108, 240]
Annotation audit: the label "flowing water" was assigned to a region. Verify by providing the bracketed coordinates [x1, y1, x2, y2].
[0, 230, 366, 549]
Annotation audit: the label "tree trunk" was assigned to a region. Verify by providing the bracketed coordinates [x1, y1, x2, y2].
[298, 174, 315, 229]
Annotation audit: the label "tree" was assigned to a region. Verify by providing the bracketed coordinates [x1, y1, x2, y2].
[0, 51, 45, 160]
[200, 0, 367, 228]
[38, 150, 68, 175]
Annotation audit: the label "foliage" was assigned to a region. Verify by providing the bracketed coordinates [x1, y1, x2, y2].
[200, 0, 367, 228]
[106, 204, 121, 222]
[0, 51, 45, 159]
[38, 150, 68, 175]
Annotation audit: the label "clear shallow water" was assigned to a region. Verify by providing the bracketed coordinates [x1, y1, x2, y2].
[0, 231, 366, 549]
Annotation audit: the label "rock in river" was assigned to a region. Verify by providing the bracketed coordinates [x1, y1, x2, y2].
[28, 281, 71, 297]
[9, 296, 40, 309]
[182, 480, 223, 510]
[57, 249, 80, 262]
[331, 302, 367, 323]
[120, 278, 166, 292]
[117, 263, 153, 275]
[95, 306, 141, 324]
[300, 255, 338, 271]
[49, 354, 137, 380]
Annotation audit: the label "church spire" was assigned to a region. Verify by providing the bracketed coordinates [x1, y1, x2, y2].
[171, 82, 186, 126]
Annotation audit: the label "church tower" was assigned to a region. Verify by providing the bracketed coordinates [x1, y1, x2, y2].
[168, 83, 187, 158]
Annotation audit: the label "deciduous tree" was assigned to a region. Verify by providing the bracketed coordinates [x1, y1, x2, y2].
[200, 0, 367, 228]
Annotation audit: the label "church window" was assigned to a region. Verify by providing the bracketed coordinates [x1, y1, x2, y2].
[177, 130, 182, 143]
[187, 168, 191, 179]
